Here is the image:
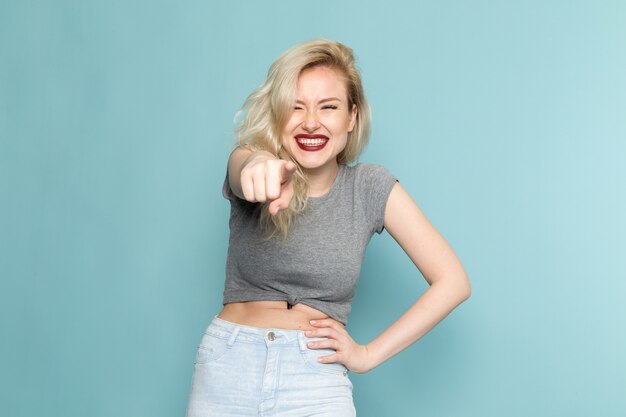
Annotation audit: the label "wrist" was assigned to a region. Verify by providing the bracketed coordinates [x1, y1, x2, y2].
[362, 342, 381, 372]
[353, 344, 377, 374]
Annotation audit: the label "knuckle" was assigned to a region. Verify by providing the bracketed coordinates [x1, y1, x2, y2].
[267, 160, 280, 172]
[249, 163, 263, 174]
[254, 190, 266, 202]
[242, 187, 254, 201]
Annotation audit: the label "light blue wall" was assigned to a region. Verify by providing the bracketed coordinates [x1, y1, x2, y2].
[1, 1, 625, 416]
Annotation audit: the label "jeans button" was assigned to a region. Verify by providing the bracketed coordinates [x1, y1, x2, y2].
[267, 331, 276, 341]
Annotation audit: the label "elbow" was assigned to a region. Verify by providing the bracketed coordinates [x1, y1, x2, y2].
[459, 273, 472, 301]
[429, 269, 472, 302]
[443, 270, 471, 303]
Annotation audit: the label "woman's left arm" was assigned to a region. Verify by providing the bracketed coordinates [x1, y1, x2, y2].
[306, 182, 472, 373]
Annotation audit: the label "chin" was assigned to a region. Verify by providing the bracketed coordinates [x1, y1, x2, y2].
[292, 155, 331, 170]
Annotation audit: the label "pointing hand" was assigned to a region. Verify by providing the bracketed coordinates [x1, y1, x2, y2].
[240, 157, 297, 216]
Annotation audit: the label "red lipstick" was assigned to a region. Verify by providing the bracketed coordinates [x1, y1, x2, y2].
[294, 134, 329, 152]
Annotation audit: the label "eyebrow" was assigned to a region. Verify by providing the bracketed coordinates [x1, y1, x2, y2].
[295, 97, 342, 104]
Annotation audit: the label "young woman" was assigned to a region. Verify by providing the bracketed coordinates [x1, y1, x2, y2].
[186, 39, 471, 417]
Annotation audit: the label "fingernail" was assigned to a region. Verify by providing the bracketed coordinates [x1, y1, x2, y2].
[305, 330, 312, 336]
[309, 320, 316, 324]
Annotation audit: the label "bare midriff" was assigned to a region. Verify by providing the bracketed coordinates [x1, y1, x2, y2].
[217, 301, 343, 331]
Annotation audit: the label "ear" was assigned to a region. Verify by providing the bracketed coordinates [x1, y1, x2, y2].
[348, 104, 357, 133]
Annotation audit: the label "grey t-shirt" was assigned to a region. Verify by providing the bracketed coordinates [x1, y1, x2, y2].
[222, 163, 398, 325]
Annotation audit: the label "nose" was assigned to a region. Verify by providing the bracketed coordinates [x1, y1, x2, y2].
[301, 109, 320, 132]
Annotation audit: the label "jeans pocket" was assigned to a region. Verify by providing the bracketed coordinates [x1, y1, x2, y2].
[194, 332, 230, 365]
[300, 343, 349, 376]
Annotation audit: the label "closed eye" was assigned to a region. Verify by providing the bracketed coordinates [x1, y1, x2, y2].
[322, 105, 338, 110]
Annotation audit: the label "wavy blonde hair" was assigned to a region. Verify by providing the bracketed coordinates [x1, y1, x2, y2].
[235, 39, 371, 239]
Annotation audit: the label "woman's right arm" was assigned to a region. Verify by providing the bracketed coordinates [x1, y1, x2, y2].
[227, 147, 296, 215]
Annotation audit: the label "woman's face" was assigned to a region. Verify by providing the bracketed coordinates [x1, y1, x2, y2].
[281, 66, 357, 173]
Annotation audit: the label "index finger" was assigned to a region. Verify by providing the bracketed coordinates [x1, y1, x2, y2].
[280, 161, 297, 183]
[310, 319, 344, 331]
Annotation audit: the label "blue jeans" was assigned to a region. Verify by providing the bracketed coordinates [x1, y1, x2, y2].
[185, 316, 356, 416]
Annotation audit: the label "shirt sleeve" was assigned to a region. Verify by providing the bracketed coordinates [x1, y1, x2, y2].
[222, 168, 237, 201]
[358, 164, 398, 234]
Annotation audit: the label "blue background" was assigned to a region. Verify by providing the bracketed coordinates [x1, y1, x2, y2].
[1, 1, 625, 416]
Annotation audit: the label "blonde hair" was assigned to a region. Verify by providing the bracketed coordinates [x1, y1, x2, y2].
[235, 39, 371, 239]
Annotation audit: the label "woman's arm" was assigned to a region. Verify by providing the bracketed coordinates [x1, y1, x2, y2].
[362, 182, 471, 368]
[306, 182, 471, 373]
[226, 147, 296, 214]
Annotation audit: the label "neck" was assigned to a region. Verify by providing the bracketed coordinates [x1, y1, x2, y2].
[304, 162, 340, 198]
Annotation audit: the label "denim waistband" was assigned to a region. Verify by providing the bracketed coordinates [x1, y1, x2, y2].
[207, 316, 312, 350]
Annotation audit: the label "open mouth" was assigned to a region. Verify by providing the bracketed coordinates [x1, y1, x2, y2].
[295, 134, 329, 151]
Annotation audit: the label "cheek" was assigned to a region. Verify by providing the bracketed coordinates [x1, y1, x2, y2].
[331, 115, 353, 134]
[283, 115, 303, 135]
[320, 113, 346, 128]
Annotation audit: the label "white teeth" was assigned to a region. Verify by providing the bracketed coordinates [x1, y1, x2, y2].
[297, 138, 327, 146]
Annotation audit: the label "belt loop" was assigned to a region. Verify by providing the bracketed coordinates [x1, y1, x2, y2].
[227, 326, 241, 347]
[297, 331, 307, 352]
